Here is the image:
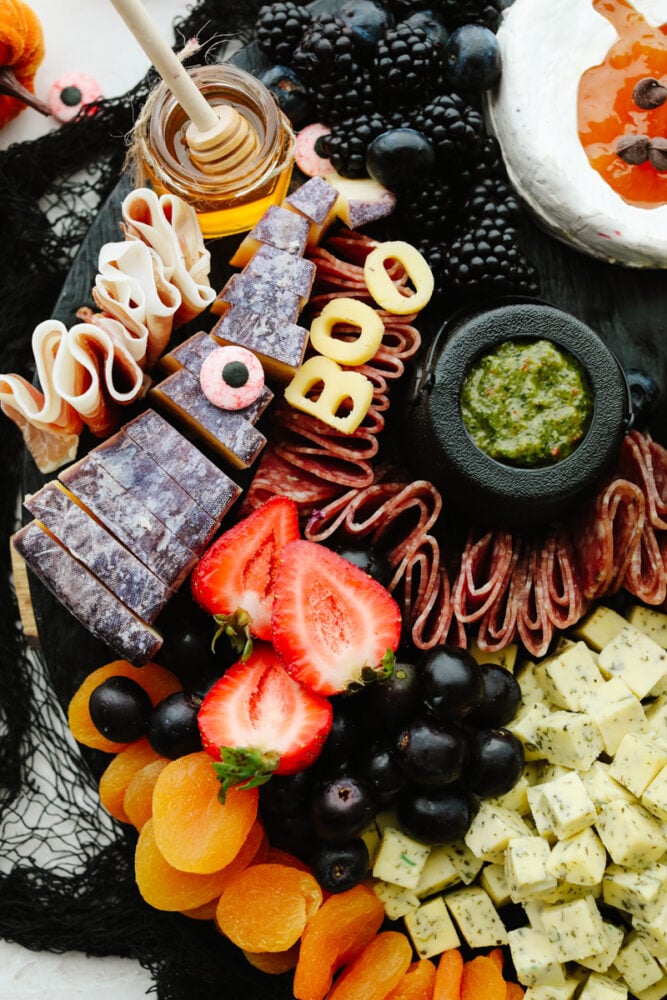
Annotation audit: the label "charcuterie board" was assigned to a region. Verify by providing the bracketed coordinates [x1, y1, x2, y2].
[17, 6, 667, 999]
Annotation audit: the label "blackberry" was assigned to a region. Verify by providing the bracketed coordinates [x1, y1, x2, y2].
[468, 135, 509, 184]
[443, 217, 540, 299]
[374, 23, 441, 107]
[464, 177, 521, 226]
[314, 70, 377, 125]
[255, 2, 312, 66]
[435, 0, 503, 32]
[323, 112, 389, 178]
[397, 177, 461, 239]
[416, 238, 450, 289]
[293, 13, 360, 87]
[414, 92, 484, 165]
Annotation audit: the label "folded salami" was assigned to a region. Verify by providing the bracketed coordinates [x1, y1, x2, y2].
[572, 477, 645, 599]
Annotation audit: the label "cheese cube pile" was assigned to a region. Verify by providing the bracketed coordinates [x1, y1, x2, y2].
[368, 605, 667, 998]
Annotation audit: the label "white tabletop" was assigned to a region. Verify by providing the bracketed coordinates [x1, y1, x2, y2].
[2, 2, 192, 996]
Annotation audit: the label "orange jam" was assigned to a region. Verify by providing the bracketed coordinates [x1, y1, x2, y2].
[578, 0, 667, 207]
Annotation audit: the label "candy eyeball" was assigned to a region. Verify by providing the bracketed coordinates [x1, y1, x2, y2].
[199, 345, 265, 411]
[48, 73, 103, 123]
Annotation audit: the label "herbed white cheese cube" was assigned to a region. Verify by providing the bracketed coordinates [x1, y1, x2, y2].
[642, 765, 667, 821]
[371, 880, 421, 920]
[414, 845, 460, 898]
[515, 660, 544, 703]
[573, 606, 628, 652]
[464, 802, 533, 863]
[645, 694, 667, 743]
[610, 732, 667, 797]
[546, 826, 607, 887]
[595, 800, 667, 868]
[522, 980, 581, 1000]
[627, 604, 667, 650]
[372, 826, 430, 889]
[507, 925, 566, 987]
[577, 972, 628, 1000]
[580, 760, 637, 810]
[540, 895, 607, 963]
[508, 702, 553, 762]
[633, 897, 667, 957]
[613, 932, 664, 994]
[533, 710, 604, 770]
[602, 863, 667, 920]
[540, 771, 597, 839]
[488, 773, 531, 815]
[633, 975, 667, 1000]
[360, 820, 381, 863]
[444, 840, 485, 885]
[480, 863, 511, 907]
[535, 642, 603, 711]
[403, 895, 460, 959]
[578, 678, 648, 757]
[444, 885, 508, 947]
[505, 835, 557, 902]
[579, 922, 624, 973]
[598, 625, 667, 700]
[469, 638, 518, 672]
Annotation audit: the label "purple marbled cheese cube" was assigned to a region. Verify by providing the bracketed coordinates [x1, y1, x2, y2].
[91, 429, 217, 552]
[211, 306, 309, 381]
[243, 244, 316, 304]
[24, 482, 173, 623]
[284, 176, 338, 225]
[229, 205, 310, 267]
[151, 368, 269, 469]
[216, 274, 302, 325]
[162, 331, 222, 379]
[13, 521, 162, 665]
[122, 409, 240, 521]
[59, 455, 197, 588]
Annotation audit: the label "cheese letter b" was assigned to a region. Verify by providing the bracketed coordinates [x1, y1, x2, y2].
[284, 356, 373, 433]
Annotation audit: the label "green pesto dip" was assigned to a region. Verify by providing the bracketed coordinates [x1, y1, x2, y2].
[460, 339, 594, 467]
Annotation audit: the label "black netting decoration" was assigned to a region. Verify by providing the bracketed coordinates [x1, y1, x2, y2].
[0, 3, 301, 998]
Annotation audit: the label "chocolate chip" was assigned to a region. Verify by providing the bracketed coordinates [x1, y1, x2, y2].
[222, 360, 249, 387]
[632, 77, 667, 110]
[649, 137, 667, 172]
[616, 134, 650, 165]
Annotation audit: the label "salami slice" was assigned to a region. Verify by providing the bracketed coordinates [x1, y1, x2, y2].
[305, 482, 405, 542]
[389, 534, 453, 649]
[624, 520, 667, 605]
[452, 529, 515, 624]
[475, 543, 522, 653]
[647, 435, 667, 527]
[540, 527, 585, 630]
[618, 431, 667, 530]
[243, 447, 343, 514]
[516, 540, 554, 659]
[573, 478, 645, 599]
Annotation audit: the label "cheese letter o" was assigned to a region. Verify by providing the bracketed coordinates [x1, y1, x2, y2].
[309, 298, 384, 366]
[364, 241, 434, 315]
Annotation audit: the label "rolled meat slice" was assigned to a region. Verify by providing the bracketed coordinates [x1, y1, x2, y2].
[624, 520, 667, 605]
[452, 528, 515, 624]
[243, 447, 343, 516]
[572, 477, 645, 600]
[618, 430, 667, 531]
[515, 540, 554, 659]
[540, 526, 585, 630]
[475, 543, 522, 653]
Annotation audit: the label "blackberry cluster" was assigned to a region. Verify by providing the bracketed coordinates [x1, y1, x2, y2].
[397, 177, 462, 240]
[292, 13, 361, 87]
[324, 112, 390, 178]
[415, 92, 484, 165]
[255, 2, 312, 66]
[443, 216, 541, 300]
[373, 23, 441, 106]
[314, 72, 376, 125]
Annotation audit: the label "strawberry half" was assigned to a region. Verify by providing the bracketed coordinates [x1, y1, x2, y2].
[191, 496, 300, 655]
[271, 540, 402, 696]
[198, 643, 332, 799]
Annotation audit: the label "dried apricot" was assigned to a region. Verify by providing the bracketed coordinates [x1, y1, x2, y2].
[216, 863, 323, 953]
[68, 660, 181, 753]
[181, 898, 219, 921]
[505, 982, 525, 1000]
[99, 738, 166, 824]
[123, 759, 169, 830]
[487, 949, 504, 975]
[433, 949, 464, 1000]
[151, 752, 258, 873]
[243, 944, 300, 974]
[461, 956, 506, 1000]
[293, 883, 385, 1000]
[326, 931, 413, 1000]
[387, 960, 437, 1000]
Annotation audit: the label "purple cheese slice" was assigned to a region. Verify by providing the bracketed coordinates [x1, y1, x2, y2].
[229, 205, 310, 268]
[59, 455, 197, 589]
[211, 274, 302, 324]
[122, 409, 240, 521]
[242, 244, 316, 305]
[13, 521, 162, 665]
[211, 306, 309, 381]
[151, 367, 269, 469]
[283, 176, 338, 247]
[24, 481, 173, 623]
[91, 429, 217, 552]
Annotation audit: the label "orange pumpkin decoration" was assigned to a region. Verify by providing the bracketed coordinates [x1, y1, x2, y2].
[0, 0, 49, 126]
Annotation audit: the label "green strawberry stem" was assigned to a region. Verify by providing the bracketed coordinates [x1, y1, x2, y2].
[213, 745, 280, 803]
[350, 649, 396, 691]
[212, 609, 253, 661]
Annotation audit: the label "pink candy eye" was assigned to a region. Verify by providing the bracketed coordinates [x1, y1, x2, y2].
[200, 346, 265, 411]
[48, 73, 103, 123]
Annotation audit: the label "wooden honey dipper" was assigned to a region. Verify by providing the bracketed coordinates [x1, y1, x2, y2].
[109, 0, 259, 175]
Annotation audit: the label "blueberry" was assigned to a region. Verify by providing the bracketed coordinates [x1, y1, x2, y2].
[466, 663, 522, 728]
[261, 810, 315, 859]
[331, 536, 392, 586]
[355, 660, 421, 734]
[397, 785, 476, 844]
[338, 0, 394, 54]
[310, 838, 370, 893]
[403, 10, 449, 50]
[259, 66, 311, 129]
[443, 24, 502, 92]
[310, 774, 376, 841]
[259, 769, 314, 817]
[625, 368, 661, 429]
[466, 728, 524, 797]
[313, 702, 362, 775]
[88, 676, 152, 743]
[395, 716, 465, 786]
[419, 646, 484, 720]
[145, 692, 202, 759]
[366, 128, 436, 191]
[355, 740, 407, 806]
[155, 591, 236, 692]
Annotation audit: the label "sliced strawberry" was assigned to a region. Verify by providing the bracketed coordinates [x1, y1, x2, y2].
[271, 540, 402, 696]
[198, 643, 333, 799]
[191, 496, 300, 652]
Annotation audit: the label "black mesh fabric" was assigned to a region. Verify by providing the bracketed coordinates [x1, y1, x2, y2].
[0, 3, 297, 996]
